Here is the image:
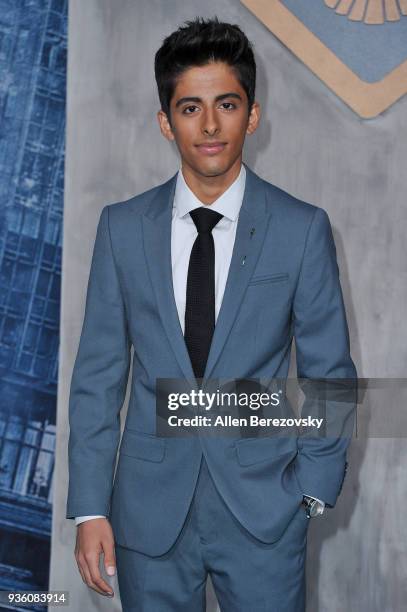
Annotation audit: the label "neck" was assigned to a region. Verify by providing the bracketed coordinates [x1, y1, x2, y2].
[181, 157, 242, 205]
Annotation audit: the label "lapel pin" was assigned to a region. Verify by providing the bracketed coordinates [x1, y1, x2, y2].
[241, 256, 247, 266]
[250, 228, 255, 239]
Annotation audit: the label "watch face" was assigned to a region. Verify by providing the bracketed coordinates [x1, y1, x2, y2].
[309, 500, 324, 517]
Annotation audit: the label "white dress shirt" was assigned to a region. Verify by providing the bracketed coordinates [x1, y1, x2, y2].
[75, 163, 324, 525]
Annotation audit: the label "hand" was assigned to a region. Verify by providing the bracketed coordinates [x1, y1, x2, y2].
[74, 517, 116, 597]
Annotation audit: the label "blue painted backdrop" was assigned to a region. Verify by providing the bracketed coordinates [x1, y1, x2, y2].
[282, 0, 407, 82]
[0, 0, 67, 609]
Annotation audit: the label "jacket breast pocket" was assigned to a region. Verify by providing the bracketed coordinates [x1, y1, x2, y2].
[248, 272, 289, 287]
[119, 428, 166, 463]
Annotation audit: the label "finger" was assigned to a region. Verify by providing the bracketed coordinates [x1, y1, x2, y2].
[74, 544, 86, 585]
[86, 553, 114, 596]
[75, 541, 90, 587]
[81, 556, 111, 596]
[102, 539, 116, 577]
[75, 556, 87, 585]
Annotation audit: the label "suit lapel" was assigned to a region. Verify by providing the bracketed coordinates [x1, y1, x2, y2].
[141, 164, 272, 385]
[142, 174, 197, 384]
[203, 165, 272, 381]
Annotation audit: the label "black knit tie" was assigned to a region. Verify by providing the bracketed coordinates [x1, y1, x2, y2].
[185, 207, 224, 380]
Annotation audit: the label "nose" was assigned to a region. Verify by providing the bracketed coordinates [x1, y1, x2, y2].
[201, 107, 220, 137]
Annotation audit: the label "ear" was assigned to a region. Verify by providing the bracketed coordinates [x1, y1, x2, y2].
[246, 101, 261, 136]
[157, 110, 175, 142]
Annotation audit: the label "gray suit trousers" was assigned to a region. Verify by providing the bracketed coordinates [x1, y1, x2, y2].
[115, 455, 310, 611]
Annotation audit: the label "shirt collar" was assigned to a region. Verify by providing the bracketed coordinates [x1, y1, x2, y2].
[174, 163, 246, 222]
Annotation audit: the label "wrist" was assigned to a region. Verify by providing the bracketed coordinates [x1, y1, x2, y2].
[302, 495, 325, 518]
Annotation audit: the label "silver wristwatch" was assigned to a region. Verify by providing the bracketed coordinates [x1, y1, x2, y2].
[302, 495, 325, 518]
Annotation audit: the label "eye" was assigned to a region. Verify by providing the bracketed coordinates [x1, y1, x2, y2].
[182, 105, 199, 114]
[220, 102, 236, 110]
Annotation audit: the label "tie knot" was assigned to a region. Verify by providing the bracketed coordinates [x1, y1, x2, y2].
[189, 207, 224, 234]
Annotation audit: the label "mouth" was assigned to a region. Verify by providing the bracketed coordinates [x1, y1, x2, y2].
[195, 142, 227, 156]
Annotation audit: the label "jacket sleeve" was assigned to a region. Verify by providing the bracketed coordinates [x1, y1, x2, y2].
[292, 207, 357, 508]
[66, 205, 131, 519]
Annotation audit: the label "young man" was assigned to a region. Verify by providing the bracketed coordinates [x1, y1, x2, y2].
[67, 17, 356, 611]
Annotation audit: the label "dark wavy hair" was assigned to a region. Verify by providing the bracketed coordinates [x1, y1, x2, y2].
[154, 16, 256, 123]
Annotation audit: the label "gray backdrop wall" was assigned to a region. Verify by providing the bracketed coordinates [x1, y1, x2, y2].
[50, 1, 407, 611]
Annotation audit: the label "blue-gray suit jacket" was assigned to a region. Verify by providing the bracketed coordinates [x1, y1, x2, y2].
[66, 164, 357, 556]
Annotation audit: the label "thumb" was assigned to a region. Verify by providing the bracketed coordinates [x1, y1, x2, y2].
[103, 541, 116, 576]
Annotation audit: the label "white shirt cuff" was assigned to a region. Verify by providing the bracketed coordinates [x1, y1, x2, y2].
[75, 515, 106, 526]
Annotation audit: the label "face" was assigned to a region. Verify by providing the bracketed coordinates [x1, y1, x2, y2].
[157, 61, 260, 181]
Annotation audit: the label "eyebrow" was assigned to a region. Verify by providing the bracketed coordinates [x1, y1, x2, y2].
[175, 92, 243, 108]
